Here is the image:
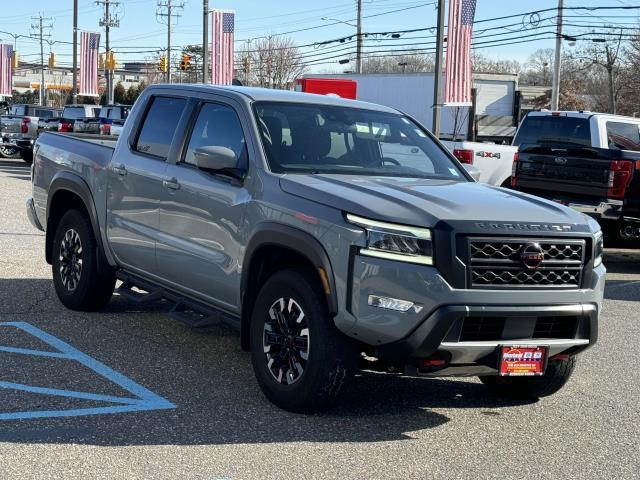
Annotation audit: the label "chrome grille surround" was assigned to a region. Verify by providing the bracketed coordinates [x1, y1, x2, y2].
[467, 238, 586, 288]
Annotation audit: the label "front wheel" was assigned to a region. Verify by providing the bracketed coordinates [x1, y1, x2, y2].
[480, 357, 576, 399]
[250, 269, 357, 413]
[52, 209, 116, 311]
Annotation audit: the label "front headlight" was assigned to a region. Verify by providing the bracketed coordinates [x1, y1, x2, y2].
[346, 213, 433, 265]
[594, 231, 604, 267]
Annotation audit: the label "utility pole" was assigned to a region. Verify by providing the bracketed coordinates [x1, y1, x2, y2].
[550, 0, 564, 110]
[203, 0, 209, 83]
[432, 0, 446, 137]
[31, 15, 53, 107]
[157, 0, 185, 84]
[355, 0, 363, 74]
[97, 0, 120, 104]
[72, 0, 78, 104]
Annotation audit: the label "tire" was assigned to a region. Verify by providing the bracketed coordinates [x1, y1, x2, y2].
[52, 209, 116, 311]
[0, 145, 21, 159]
[250, 268, 357, 413]
[480, 356, 577, 399]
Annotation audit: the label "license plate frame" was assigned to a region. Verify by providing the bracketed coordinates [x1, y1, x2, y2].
[499, 345, 548, 376]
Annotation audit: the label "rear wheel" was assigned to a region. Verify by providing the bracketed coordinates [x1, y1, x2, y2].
[0, 145, 21, 159]
[250, 269, 357, 413]
[480, 357, 576, 399]
[52, 209, 116, 311]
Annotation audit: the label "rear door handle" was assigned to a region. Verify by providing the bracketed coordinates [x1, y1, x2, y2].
[163, 177, 181, 190]
[112, 164, 127, 176]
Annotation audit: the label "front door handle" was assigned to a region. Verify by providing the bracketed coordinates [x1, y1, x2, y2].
[112, 164, 127, 176]
[163, 177, 181, 190]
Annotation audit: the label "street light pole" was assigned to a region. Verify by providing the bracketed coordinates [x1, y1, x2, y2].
[72, 0, 78, 104]
[202, 0, 208, 83]
[356, 0, 363, 73]
[550, 0, 564, 110]
[432, 0, 446, 138]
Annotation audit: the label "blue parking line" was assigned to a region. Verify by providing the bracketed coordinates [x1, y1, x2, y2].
[0, 346, 69, 359]
[0, 322, 175, 420]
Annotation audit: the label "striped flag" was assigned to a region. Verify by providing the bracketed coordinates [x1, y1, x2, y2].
[79, 32, 101, 96]
[444, 0, 477, 105]
[0, 43, 13, 97]
[211, 10, 235, 85]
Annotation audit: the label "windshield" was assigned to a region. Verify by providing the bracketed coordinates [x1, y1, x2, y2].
[513, 115, 591, 147]
[254, 102, 467, 180]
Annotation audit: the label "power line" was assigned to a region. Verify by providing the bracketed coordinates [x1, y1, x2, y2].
[96, 0, 121, 104]
[156, 0, 185, 83]
[30, 15, 53, 106]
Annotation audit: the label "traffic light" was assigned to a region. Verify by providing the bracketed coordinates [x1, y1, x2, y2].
[99, 53, 105, 69]
[179, 53, 192, 71]
[158, 56, 168, 73]
[11, 51, 19, 69]
[48, 52, 56, 69]
[106, 51, 116, 71]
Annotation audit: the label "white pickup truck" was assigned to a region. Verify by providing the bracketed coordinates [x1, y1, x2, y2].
[441, 140, 518, 186]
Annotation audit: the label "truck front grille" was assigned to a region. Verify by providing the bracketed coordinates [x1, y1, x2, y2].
[466, 238, 586, 288]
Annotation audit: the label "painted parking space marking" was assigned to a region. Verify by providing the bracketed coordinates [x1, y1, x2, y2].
[0, 321, 175, 420]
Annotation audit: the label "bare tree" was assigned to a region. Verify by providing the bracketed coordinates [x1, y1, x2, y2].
[471, 52, 521, 74]
[569, 29, 626, 114]
[361, 54, 435, 73]
[520, 48, 555, 85]
[237, 36, 307, 89]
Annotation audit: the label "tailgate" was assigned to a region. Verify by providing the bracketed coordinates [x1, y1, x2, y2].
[515, 145, 615, 198]
[1, 117, 22, 134]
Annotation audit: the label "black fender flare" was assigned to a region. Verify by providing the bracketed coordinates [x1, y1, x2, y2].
[240, 223, 339, 350]
[45, 171, 104, 264]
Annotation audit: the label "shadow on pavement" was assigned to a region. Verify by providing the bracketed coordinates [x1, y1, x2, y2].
[0, 278, 533, 446]
[0, 159, 31, 181]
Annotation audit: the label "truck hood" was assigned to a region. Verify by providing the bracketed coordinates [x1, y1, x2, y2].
[280, 174, 588, 228]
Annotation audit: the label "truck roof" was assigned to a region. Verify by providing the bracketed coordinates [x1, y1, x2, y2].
[147, 83, 400, 114]
[528, 110, 640, 122]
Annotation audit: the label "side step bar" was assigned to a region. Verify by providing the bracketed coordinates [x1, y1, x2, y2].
[115, 272, 240, 330]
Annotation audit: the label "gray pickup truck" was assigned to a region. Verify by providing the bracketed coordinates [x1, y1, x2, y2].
[27, 84, 606, 412]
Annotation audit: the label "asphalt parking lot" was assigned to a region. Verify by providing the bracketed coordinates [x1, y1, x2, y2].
[0, 156, 639, 479]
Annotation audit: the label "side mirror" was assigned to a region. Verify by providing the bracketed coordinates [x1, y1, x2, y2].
[193, 146, 238, 171]
[463, 163, 481, 182]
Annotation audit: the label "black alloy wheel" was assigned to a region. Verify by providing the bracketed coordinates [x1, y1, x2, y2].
[52, 209, 116, 311]
[58, 228, 84, 292]
[263, 297, 310, 385]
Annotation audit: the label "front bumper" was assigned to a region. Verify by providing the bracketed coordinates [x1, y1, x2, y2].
[375, 304, 595, 375]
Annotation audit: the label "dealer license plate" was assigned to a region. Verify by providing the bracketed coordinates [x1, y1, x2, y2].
[499, 345, 548, 376]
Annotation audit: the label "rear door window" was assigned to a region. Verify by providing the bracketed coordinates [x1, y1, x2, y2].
[135, 96, 187, 159]
[513, 115, 591, 147]
[606, 121, 640, 151]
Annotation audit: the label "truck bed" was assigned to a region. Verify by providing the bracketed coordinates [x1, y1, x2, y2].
[32, 132, 116, 231]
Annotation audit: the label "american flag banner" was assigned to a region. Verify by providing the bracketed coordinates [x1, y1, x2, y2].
[0, 44, 13, 97]
[211, 10, 235, 85]
[79, 32, 101, 96]
[444, 0, 477, 105]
